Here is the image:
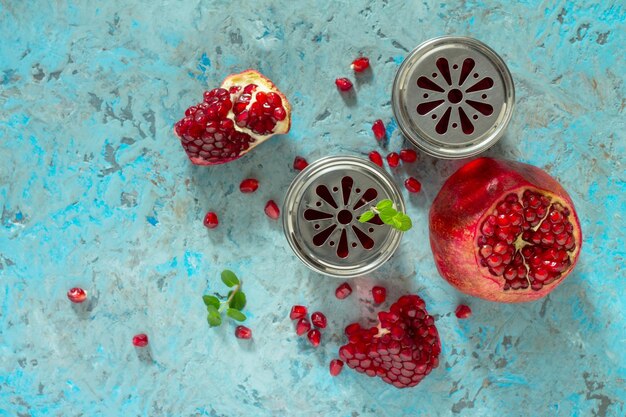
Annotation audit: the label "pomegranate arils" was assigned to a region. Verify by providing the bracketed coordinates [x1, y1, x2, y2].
[239, 178, 259, 193]
[264, 200, 280, 219]
[289, 305, 307, 320]
[296, 318, 312, 336]
[372, 286, 387, 304]
[386, 152, 400, 168]
[132, 334, 149, 347]
[330, 359, 344, 376]
[369, 151, 383, 167]
[235, 325, 252, 339]
[203, 212, 219, 229]
[351, 57, 370, 72]
[404, 177, 422, 193]
[372, 119, 386, 140]
[335, 282, 353, 299]
[399, 149, 418, 163]
[311, 312, 327, 329]
[335, 77, 353, 91]
[293, 156, 309, 171]
[67, 287, 87, 303]
[308, 329, 321, 347]
[455, 304, 472, 319]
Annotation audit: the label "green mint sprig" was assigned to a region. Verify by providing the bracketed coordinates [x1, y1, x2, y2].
[202, 270, 247, 327]
[358, 199, 412, 232]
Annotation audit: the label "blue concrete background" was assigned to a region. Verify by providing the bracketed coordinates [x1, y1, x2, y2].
[0, 1, 624, 416]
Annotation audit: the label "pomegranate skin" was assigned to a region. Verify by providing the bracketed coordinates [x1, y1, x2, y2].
[429, 158, 582, 303]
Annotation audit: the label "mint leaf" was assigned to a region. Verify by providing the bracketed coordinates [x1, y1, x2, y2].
[229, 291, 246, 311]
[391, 213, 403, 229]
[207, 305, 222, 327]
[376, 199, 393, 210]
[378, 207, 397, 224]
[226, 308, 246, 322]
[398, 214, 413, 231]
[202, 295, 220, 309]
[358, 211, 375, 223]
[221, 270, 239, 287]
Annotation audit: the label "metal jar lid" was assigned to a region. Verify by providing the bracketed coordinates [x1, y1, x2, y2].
[392, 36, 515, 159]
[282, 156, 405, 278]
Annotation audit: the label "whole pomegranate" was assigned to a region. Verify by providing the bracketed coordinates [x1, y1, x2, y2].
[174, 69, 291, 165]
[429, 158, 582, 303]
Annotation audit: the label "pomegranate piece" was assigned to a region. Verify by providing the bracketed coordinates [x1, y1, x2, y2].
[429, 158, 582, 303]
[386, 152, 400, 168]
[339, 294, 441, 389]
[174, 69, 291, 165]
[296, 318, 312, 336]
[293, 156, 309, 171]
[351, 57, 370, 72]
[330, 359, 344, 376]
[455, 304, 472, 319]
[335, 282, 353, 299]
[404, 177, 422, 193]
[372, 119, 386, 140]
[289, 305, 307, 320]
[264, 200, 280, 219]
[311, 312, 327, 329]
[235, 325, 252, 339]
[335, 77, 353, 91]
[399, 149, 418, 163]
[372, 286, 387, 304]
[239, 178, 259, 193]
[307, 329, 321, 347]
[132, 334, 149, 347]
[368, 151, 383, 167]
[67, 287, 87, 303]
[203, 212, 219, 229]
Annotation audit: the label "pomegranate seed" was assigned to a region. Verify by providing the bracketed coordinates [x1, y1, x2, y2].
[399, 149, 418, 163]
[293, 156, 309, 171]
[335, 282, 352, 299]
[289, 305, 308, 320]
[264, 200, 280, 219]
[335, 77, 353, 91]
[311, 312, 327, 329]
[203, 212, 219, 229]
[386, 152, 400, 168]
[372, 286, 387, 304]
[330, 359, 344, 376]
[351, 57, 370, 72]
[67, 287, 87, 303]
[235, 325, 252, 339]
[132, 334, 149, 347]
[239, 178, 259, 193]
[368, 151, 383, 167]
[404, 177, 422, 193]
[372, 119, 386, 140]
[296, 318, 312, 336]
[455, 304, 472, 319]
[307, 329, 321, 347]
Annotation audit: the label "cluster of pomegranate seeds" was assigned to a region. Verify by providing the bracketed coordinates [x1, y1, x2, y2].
[455, 304, 472, 319]
[372, 286, 387, 304]
[351, 57, 370, 72]
[290, 305, 328, 347]
[235, 325, 252, 339]
[239, 178, 259, 193]
[368, 151, 383, 167]
[290, 305, 307, 320]
[67, 287, 87, 303]
[386, 152, 400, 168]
[399, 149, 418, 163]
[404, 177, 422, 193]
[264, 200, 280, 219]
[293, 156, 309, 171]
[339, 294, 441, 388]
[335, 282, 353, 299]
[335, 78, 353, 91]
[478, 190, 577, 291]
[311, 311, 327, 328]
[132, 334, 149, 348]
[232, 85, 287, 135]
[372, 119, 386, 140]
[329, 359, 345, 376]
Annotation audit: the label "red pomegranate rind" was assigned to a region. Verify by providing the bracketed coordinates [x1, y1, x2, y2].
[429, 158, 582, 303]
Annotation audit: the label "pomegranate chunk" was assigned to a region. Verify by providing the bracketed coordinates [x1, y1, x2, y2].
[308, 329, 321, 347]
[203, 212, 219, 229]
[368, 151, 383, 167]
[132, 334, 149, 347]
[235, 325, 252, 339]
[372, 119, 386, 140]
[455, 304, 472, 319]
[239, 178, 259, 193]
[311, 312, 327, 329]
[264, 200, 280, 219]
[372, 286, 387, 304]
[335, 282, 352, 299]
[330, 359, 344, 376]
[386, 152, 400, 168]
[296, 318, 312, 336]
[399, 149, 418, 163]
[335, 78, 353, 91]
[289, 305, 307, 320]
[67, 287, 87, 304]
[293, 156, 309, 171]
[405, 177, 422, 193]
[351, 57, 370, 72]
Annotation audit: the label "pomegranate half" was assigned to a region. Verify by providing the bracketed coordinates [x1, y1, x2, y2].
[429, 158, 582, 303]
[174, 69, 291, 165]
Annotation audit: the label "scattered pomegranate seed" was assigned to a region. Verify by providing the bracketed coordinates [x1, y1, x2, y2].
[399, 149, 418, 163]
[203, 212, 219, 229]
[67, 287, 87, 303]
[239, 178, 259, 193]
[311, 312, 327, 329]
[372, 286, 387, 304]
[264, 200, 280, 219]
[307, 329, 321, 347]
[290, 305, 308, 320]
[386, 152, 400, 168]
[296, 318, 312, 336]
[335, 282, 353, 299]
[351, 57, 370, 73]
[329, 359, 344, 376]
[372, 119, 386, 140]
[405, 177, 422, 193]
[132, 334, 149, 347]
[235, 325, 252, 339]
[335, 78, 353, 91]
[455, 304, 472, 319]
[368, 151, 383, 167]
[293, 156, 309, 171]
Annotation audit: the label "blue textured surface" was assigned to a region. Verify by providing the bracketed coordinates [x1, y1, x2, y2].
[1, 1, 625, 416]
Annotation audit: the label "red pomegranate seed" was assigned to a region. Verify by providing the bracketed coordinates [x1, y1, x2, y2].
[386, 152, 400, 168]
[264, 200, 280, 219]
[293, 156, 309, 171]
[335, 78, 353, 91]
[132, 334, 149, 347]
[296, 318, 312, 336]
[335, 282, 353, 299]
[372, 286, 387, 304]
[368, 151, 383, 167]
[311, 312, 327, 329]
[203, 212, 218, 229]
[351, 57, 370, 72]
[405, 177, 422, 193]
[67, 287, 87, 303]
[455, 304, 472, 319]
[290, 305, 307, 320]
[239, 178, 259, 193]
[307, 329, 321, 347]
[399, 149, 418, 163]
[330, 359, 344, 376]
[235, 325, 252, 339]
[372, 119, 386, 140]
